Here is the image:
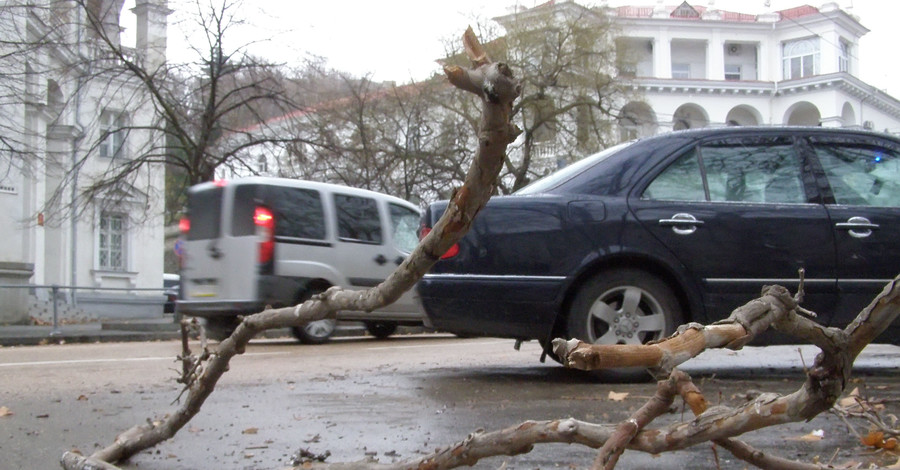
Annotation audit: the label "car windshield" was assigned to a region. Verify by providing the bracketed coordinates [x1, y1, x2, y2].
[514, 141, 634, 195]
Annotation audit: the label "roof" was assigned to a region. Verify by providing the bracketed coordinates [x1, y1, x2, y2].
[613, 2, 818, 23]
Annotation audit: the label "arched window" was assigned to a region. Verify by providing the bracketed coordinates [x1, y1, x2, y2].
[782, 37, 819, 80]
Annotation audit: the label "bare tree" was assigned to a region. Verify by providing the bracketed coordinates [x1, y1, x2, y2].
[259, 3, 635, 206]
[60, 26, 523, 470]
[439, 2, 637, 193]
[0, 0, 323, 224]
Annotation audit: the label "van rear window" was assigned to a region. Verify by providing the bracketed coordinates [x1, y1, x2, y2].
[231, 184, 327, 240]
[186, 186, 223, 241]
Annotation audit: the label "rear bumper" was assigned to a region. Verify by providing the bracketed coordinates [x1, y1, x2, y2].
[176, 299, 266, 318]
[416, 274, 565, 339]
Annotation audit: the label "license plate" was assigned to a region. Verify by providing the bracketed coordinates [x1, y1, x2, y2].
[190, 278, 218, 298]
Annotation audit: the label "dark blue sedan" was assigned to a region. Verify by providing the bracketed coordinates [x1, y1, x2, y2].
[417, 127, 900, 360]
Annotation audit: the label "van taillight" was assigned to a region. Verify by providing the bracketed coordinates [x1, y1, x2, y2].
[178, 217, 190, 234]
[418, 227, 459, 259]
[254, 207, 275, 264]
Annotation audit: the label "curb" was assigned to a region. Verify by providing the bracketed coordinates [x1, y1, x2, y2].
[0, 320, 420, 347]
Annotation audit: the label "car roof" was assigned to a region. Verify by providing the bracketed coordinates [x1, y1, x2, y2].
[638, 125, 900, 143]
[191, 177, 421, 212]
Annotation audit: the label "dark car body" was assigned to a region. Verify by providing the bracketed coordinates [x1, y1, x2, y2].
[417, 127, 900, 349]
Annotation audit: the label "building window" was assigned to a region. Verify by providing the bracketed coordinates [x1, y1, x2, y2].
[98, 211, 127, 271]
[839, 38, 850, 73]
[257, 155, 268, 174]
[99, 110, 127, 159]
[672, 63, 691, 79]
[782, 37, 819, 80]
[724, 64, 742, 80]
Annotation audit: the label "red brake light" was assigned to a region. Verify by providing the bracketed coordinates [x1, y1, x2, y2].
[178, 217, 190, 234]
[254, 207, 275, 264]
[419, 227, 459, 259]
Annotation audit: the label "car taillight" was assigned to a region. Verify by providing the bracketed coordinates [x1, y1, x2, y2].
[178, 217, 190, 234]
[254, 206, 275, 264]
[418, 226, 459, 259]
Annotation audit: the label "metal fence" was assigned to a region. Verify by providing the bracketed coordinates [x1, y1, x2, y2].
[0, 284, 170, 336]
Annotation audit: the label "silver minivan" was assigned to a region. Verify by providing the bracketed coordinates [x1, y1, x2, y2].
[176, 177, 424, 343]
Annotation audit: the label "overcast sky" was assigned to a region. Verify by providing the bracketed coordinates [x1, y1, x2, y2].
[124, 0, 899, 98]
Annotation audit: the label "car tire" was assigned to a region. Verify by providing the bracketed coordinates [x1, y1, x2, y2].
[566, 269, 683, 382]
[290, 287, 336, 345]
[202, 317, 241, 342]
[364, 321, 398, 339]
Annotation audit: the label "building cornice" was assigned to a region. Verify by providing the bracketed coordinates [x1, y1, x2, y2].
[630, 73, 900, 119]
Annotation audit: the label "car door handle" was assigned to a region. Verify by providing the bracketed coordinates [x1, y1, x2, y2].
[658, 213, 704, 235]
[374, 254, 388, 265]
[835, 216, 879, 239]
[394, 256, 405, 266]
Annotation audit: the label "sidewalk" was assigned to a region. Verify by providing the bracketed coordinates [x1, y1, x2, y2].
[0, 316, 369, 346]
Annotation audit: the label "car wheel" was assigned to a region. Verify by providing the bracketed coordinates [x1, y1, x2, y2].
[566, 269, 683, 381]
[202, 317, 240, 342]
[364, 321, 398, 339]
[290, 287, 336, 345]
[292, 319, 337, 344]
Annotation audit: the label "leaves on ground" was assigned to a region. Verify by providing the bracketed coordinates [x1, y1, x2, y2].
[861, 430, 898, 450]
[607, 391, 629, 402]
[789, 429, 825, 442]
[0, 406, 12, 417]
[242, 427, 258, 434]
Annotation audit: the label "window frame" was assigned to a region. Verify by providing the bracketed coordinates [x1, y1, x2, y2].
[97, 211, 128, 272]
[333, 193, 384, 245]
[671, 63, 691, 79]
[724, 64, 741, 81]
[782, 37, 820, 80]
[99, 110, 128, 159]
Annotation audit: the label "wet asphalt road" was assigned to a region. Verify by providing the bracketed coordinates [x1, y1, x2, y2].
[1, 335, 898, 470]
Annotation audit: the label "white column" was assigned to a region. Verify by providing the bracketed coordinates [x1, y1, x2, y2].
[654, 34, 672, 79]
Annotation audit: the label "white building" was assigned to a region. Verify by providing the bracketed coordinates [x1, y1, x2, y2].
[0, 0, 170, 323]
[602, 1, 900, 138]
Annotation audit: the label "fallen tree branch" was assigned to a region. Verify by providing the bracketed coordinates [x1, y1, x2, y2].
[59, 26, 520, 470]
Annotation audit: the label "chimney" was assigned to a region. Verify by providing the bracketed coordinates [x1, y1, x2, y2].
[132, 0, 172, 72]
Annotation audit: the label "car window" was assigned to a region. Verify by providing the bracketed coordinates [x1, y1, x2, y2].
[267, 186, 327, 240]
[389, 203, 420, 253]
[642, 147, 705, 201]
[643, 138, 805, 203]
[186, 185, 222, 240]
[515, 141, 634, 195]
[334, 194, 383, 244]
[813, 144, 900, 207]
[701, 140, 804, 203]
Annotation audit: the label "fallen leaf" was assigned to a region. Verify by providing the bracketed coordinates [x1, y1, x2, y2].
[790, 429, 824, 442]
[242, 427, 258, 435]
[608, 391, 629, 402]
[76, 395, 88, 401]
[862, 431, 885, 447]
[0, 406, 12, 417]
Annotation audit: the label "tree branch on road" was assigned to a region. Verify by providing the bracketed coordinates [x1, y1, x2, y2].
[59, 26, 521, 470]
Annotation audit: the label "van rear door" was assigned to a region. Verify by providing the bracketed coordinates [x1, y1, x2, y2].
[181, 182, 259, 310]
